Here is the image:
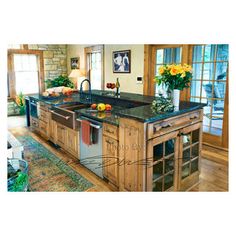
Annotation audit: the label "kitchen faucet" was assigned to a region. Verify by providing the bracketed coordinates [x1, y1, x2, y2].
[80, 79, 92, 104]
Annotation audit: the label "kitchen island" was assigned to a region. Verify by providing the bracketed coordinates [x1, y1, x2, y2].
[27, 90, 205, 192]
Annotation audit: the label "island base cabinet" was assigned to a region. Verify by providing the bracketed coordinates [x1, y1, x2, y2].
[147, 122, 202, 192]
[178, 122, 202, 191]
[56, 123, 67, 149]
[49, 119, 57, 144]
[119, 118, 146, 192]
[102, 135, 119, 187]
[147, 130, 179, 192]
[66, 127, 79, 158]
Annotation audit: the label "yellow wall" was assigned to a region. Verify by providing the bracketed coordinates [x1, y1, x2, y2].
[67, 44, 144, 94]
[104, 44, 144, 94]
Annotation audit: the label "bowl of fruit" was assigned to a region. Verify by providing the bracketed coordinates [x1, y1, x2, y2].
[106, 82, 116, 96]
[89, 103, 112, 112]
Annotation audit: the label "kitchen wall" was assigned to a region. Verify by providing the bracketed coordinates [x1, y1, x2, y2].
[67, 44, 145, 94]
[104, 44, 144, 94]
[28, 44, 67, 82]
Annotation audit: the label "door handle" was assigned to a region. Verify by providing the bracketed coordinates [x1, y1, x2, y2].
[50, 110, 70, 120]
[76, 118, 102, 129]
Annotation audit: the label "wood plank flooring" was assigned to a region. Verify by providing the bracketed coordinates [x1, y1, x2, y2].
[8, 126, 228, 192]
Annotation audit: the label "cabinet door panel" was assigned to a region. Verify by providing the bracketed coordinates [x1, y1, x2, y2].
[66, 127, 78, 157]
[103, 135, 119, 187]
[178, 122, 202, 190]
[147, 130, 179, 192]
[57, 124, 66, 148]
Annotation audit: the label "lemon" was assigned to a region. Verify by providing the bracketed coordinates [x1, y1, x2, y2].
[97, 103, 106, 111]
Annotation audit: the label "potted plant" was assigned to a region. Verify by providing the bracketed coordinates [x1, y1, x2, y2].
[15, 92, 25, 115]
[45, 75, 75, 89]
[155, 64, 192, 107]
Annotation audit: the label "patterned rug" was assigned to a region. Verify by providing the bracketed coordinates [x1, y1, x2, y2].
[17, 135, 93, 192]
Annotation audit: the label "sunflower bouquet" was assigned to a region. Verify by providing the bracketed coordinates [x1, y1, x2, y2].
[15, 92, 25, 115]
[155, 64, 192, 91]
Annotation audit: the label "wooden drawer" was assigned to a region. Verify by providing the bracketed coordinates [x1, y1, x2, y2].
[39, 109, 50, 122]
[147, 110, 202, 139]
[39, 120, 49, 138]
[103, 123, 119, 140]
[39, 102, 50, 112]
[30, 117, 39, 130]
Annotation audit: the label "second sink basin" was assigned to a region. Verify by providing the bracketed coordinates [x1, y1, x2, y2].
[51, 103, 90, 130]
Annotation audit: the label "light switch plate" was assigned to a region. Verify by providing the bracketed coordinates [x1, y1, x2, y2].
[137, 77, 143, 84]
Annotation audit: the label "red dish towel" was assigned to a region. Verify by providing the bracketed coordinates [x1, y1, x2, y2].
[81, 120, 91, 146]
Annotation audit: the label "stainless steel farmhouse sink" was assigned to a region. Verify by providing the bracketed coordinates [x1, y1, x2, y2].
[51, 103, 90, 130]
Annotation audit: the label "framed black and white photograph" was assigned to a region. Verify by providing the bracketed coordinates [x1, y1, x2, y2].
[113, 50, 131, 73]
[71, 57, 80, 69]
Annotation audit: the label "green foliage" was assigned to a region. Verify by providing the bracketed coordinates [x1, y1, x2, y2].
[12, 171, 28, 192]
[45, 75, 74, 89]
[151, 95, 174, 113]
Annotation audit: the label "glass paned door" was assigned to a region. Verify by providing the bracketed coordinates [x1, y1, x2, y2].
[190, 44, 228, 138]
[154, 47, 182, 96]
[147, 132, 178, 192]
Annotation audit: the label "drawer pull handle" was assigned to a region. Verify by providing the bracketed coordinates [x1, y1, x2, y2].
[50, 110, 70, 120]
[190, 115, 198, 120]
[161, 123, 172, 128]
[106, 140, 114, 145]
[105, 128, 114, 134]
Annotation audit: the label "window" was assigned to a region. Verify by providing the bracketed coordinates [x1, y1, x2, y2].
[154, 47, 182, 95]
[85, 45, 104, 90]
[8, 49, 44, 98]
[13, 54, 39, 94]
[190, 44, 228, 136]
[90, 51, 102, 89]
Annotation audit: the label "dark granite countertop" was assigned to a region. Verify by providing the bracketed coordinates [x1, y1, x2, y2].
[118, 102, 205, 123]
[27, 90, 205, 126]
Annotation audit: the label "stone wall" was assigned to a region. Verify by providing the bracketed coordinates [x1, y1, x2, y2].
[28, 44, 67, 82]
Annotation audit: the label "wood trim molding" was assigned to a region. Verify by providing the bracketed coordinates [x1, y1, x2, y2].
[143, 45, 152, 95]
[143, 44, 191, 98]
[84, 45, 104, 90]
[7, 49, 44, 98]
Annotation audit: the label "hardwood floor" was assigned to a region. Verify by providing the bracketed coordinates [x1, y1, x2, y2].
[8, 125, 228, 192]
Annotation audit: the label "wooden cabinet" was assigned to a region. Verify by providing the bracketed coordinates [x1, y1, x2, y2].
[66, 127, 79, 157]
[147, 131, 179, 191]
[103, 135, 119, 187]
[49, 119, 57, 143]
[119, 118, 146, 191]
[39, 120, 49, 139]
[147, 122, 202, 191]
[38, 103, 50, 140]
[178, 122, 202, 191]
[56, 123, 67, 149]
[30, 117, 39, 132]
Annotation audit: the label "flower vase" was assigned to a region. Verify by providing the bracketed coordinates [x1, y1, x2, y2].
[172, 89, 180, 108]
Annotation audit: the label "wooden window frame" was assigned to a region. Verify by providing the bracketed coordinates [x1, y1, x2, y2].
[84, 45, 104, 90]
[188, 45, 228, 149]
[143, 44, 191, 100]
[8, 49, 44, 98]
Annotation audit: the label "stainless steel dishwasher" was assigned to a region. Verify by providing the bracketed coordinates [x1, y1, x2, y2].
[77, 116, 103, 178]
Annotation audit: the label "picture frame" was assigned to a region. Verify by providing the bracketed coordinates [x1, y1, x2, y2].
[113, 50, 131, 73]
[71, 57, 80, 69]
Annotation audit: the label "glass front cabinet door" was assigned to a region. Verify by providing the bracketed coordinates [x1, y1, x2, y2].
[146, 122, 202, 192]
[178, 122, 202, 191]
[147, 130, 179, 191]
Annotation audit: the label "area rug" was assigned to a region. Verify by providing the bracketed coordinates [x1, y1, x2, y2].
[17, 135, 93, 192]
